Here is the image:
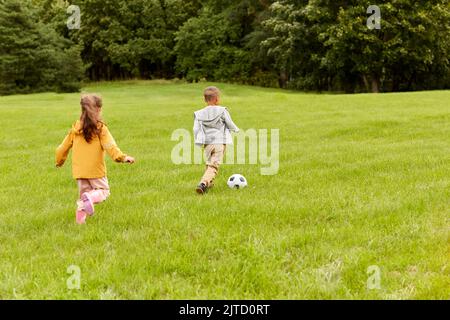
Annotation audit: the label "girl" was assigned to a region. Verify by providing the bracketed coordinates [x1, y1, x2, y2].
[56, 94, 135, 224]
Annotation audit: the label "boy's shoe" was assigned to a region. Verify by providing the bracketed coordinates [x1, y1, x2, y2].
[81, 192, 95, 216]
[196, 183, 208, 195]
[76, 210, 87, 225]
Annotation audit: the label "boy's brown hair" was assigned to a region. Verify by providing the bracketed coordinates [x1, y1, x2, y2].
[204, 86, 221, 102]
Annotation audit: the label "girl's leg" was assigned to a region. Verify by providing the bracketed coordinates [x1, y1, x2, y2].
[78, 179, 93, 199]
[77, 178, 110, 221]
[76, 179, 93, 224]
[87, 177, 110, 204]
[80, 177, 110, 217]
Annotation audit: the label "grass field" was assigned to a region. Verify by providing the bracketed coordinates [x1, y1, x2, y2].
[0, 81, 448, 299]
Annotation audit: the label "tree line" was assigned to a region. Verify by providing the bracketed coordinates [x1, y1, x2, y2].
[0, 0, 449, 95]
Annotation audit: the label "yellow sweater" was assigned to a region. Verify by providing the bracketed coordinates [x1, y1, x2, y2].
[56, 121, 127, 179]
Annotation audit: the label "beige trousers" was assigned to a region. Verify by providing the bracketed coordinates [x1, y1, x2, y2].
[201, 144, 226, 187]
[76, 177, 110, 211]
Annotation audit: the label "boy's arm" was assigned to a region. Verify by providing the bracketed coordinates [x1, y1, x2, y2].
[193, 115, 200, 137]
[223, 109, 240, 132]
[100, 126, 127, 163]
[55, 129, 74, 167]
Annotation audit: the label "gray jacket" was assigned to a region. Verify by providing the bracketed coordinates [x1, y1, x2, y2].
[193, 106, 239, 146]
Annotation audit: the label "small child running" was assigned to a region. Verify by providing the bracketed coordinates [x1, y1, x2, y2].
[193, 86, 240, 194]
[56, 94, 135, 224]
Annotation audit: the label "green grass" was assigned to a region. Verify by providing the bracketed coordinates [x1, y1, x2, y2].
[0, 80, 448, 299]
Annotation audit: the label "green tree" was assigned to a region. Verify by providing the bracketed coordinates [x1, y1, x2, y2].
[0, 0, 84, 95]
[257, 0, 449, 92]
[68, 0, 201, 80]
[8, 0, 447, 93]
[323, 0, 450, 92]
[175, 0, 271, 84]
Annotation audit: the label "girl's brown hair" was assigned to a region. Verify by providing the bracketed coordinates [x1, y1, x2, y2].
[80, 94, 102, 143]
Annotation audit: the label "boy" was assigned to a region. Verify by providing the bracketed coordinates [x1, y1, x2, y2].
[194, 86, 240, 194]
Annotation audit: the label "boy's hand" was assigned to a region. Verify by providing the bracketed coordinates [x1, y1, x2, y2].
[125, 156, 135, 164]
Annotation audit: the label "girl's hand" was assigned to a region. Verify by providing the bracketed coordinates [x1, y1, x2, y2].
[125, 156, 135, 164]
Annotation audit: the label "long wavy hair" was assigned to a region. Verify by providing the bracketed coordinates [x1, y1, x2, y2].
[80, 94, 102, 143]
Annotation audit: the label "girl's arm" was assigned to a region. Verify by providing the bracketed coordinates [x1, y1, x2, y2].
[100, 126, 128, 163]
[55, 129, 74, 167]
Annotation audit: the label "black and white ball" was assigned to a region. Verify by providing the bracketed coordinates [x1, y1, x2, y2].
[227, 174, 248, 189]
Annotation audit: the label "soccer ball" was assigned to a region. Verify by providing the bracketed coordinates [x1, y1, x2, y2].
[227, 174, 248, 189]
